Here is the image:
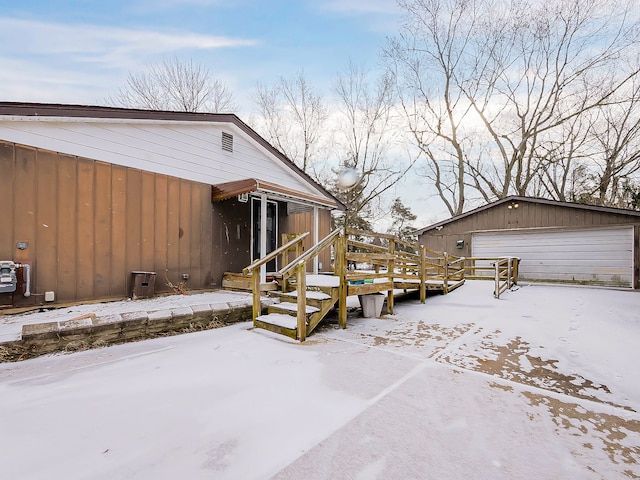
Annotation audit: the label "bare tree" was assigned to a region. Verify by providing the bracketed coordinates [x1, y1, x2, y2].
[388, 0, 640, 214]
[586, 76, 640, 206]
[535, 68, 640, 206]
[252, 71, 328, 175]
[108, 57, 237, 112]
[332, 62, 416, 230]
[387, 0, 476, 216]
[535, 111, 594, 202]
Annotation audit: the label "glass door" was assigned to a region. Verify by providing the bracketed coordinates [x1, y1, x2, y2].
[252, 198, 278, 271]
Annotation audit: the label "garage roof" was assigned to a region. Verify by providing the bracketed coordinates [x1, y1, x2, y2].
[414, 196, 640, 235]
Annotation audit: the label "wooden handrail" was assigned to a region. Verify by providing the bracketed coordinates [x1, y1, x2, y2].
[448, 256, 466, 266]
[346, 228, 397, 241]
[279, 228, 341, 277]
[243, 231, 309, 275]
[464, 257, 520, 284]
[493, 257, 519, 298]
[348, 238, 388, 253]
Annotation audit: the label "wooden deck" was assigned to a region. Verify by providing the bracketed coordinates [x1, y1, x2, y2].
[232, 228, 477, 341]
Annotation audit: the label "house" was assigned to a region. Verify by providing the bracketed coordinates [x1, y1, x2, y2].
[414, 196, 640, 289]
[0, 102, 343, 309]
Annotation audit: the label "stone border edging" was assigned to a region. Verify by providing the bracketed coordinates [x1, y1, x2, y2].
[0, 300, 253, 363]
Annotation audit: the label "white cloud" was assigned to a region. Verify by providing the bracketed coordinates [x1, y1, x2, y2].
[0, 17, 257, 104]
[128, 0, 230, 10]
[316, 0, 402, 36]
[0, 17, 257, 69]
[0, 55, 123, 104]
[320, 0, 400, 15]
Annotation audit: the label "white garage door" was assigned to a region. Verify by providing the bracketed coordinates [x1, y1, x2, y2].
[472, 226, 634, 287]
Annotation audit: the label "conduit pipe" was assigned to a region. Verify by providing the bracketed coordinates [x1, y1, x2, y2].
[17, 263, 31, 297]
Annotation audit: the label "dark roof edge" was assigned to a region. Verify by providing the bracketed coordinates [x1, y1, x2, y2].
[210, 178, 343, 209]
[413, 195, 640, 235]
[0, 102, 345, 211]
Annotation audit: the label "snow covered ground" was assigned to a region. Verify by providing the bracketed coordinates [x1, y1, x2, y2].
[0, 281, 638, 479]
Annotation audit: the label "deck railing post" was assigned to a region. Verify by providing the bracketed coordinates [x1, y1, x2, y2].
[296, 261, 307, 342]
[494, 260, 500, 298]
[507, 257, 512, 289]
[443, 252, 449, 294]
[338, 231, 347, 329]
[251, 268, 261, 322]
[387, 238, 395, 314]
[419, 245, 426, 303]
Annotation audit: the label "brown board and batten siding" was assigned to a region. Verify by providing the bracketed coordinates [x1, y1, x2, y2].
[0, 140, 213, 306]
[0, 103, 344, 308]
[211, 198, 252, 285]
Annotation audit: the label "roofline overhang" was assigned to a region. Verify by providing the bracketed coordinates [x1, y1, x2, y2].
[211, 178, 344, 210]
[0, 101, 345, 211]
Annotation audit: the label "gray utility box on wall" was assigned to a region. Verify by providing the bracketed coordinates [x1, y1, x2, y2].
[130, 271, 156, 300]
[0, 261, 17, 294]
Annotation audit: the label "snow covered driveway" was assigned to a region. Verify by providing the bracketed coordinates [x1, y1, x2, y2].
[0, 281, 638, 479]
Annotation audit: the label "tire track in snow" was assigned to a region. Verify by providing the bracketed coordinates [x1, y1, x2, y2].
[319, 329, 639, 420]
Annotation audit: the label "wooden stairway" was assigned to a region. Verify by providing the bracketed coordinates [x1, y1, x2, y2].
[255, 282, 340, 339]
[237, 227, 476, 342]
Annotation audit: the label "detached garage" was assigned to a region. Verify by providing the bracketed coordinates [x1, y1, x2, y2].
[415, 197, 640, 289]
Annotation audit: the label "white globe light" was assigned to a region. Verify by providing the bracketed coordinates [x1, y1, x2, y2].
[337, 168, 360, 190]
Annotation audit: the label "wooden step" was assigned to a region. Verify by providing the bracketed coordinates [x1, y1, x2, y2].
[278, 290, 332, 309]
[285, 282, 336, 296]
[268, 302, 319, 317]
[257, 286, 340, 339]
[280, 290, 332, 300]
[247, 273, 342, 341]
[254, 313, 298, 339]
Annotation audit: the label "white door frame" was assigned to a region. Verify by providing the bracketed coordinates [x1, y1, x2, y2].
[251, 196, 278, 283]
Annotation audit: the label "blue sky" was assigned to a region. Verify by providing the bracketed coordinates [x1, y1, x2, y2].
[0, 0, 445, 226]
[0, 0, 401, 113]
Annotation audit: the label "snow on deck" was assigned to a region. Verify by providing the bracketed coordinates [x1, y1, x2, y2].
[272, 302, 319, 314]
[281, 290, 332, 300]
[305, 274, 340, 288]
